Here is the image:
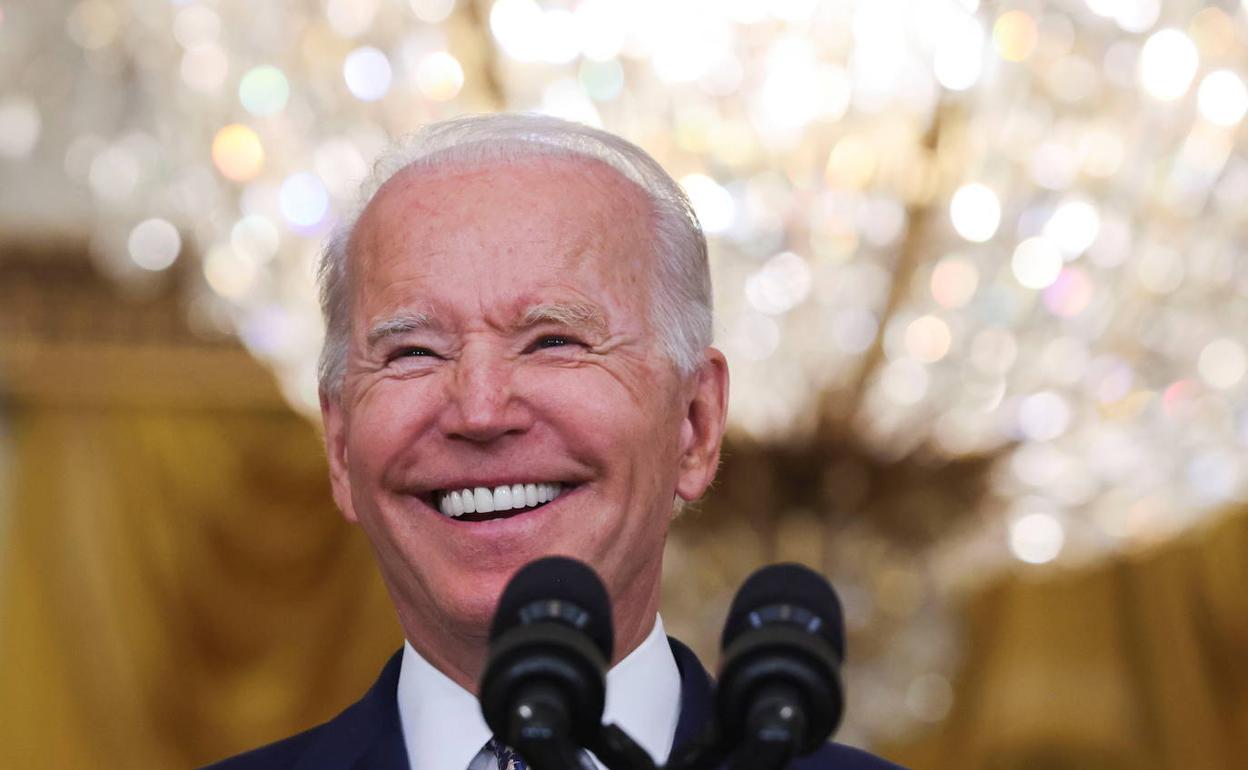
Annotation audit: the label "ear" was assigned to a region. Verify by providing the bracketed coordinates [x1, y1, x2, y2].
[675, 347, 730, 502]
[320, 388, 359, 524]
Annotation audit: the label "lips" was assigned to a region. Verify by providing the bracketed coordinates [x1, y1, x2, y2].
[434, 482, 565, 519]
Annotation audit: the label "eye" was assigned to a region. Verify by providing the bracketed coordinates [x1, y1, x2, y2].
[388, 346, 438, 362]
[525, 334, 587, 354]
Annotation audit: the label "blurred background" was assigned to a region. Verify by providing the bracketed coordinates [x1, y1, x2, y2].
[2, 0, 1248, 767]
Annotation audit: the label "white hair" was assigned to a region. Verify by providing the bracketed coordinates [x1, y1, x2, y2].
[316, 113, 712, 397]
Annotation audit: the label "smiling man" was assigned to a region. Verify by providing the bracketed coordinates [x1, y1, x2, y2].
[208, 114, 900, 770]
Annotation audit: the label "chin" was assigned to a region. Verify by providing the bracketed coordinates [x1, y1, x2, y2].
[428, 567, 515, 637]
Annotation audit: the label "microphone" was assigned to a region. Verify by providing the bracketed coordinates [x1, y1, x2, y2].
[479, 556, 614, 770]
[715, 563, 846, 770]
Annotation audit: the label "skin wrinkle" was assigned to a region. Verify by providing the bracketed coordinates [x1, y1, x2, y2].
[366, 312, 436, 349]
[320, 153, 729, 692]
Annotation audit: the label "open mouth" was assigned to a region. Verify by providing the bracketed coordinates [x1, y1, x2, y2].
[432, 482, 566, 522]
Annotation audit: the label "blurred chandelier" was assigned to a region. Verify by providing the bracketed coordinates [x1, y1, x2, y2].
[8, 0, 1248, 575]
[4, 0, 1248, 744]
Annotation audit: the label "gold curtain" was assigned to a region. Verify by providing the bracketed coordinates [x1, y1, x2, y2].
[886, 505, 1248, 770]
[0, 347, 400, 768]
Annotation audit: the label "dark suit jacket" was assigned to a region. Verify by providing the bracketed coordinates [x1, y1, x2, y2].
[204, 639, 904, 770]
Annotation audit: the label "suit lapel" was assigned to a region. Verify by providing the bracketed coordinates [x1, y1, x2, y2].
[304, 637, 714, 770]
[668, 636, 716, 756]
[294, 650, 408, 770]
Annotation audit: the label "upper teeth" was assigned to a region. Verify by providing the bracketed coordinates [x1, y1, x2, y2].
[437, 483, 563, 518]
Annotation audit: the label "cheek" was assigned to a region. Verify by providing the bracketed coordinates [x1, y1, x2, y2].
[346, 382, 442, 481]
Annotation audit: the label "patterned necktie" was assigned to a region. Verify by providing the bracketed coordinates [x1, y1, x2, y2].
[486, 738, 527, 770]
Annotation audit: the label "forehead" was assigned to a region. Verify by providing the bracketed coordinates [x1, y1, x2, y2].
[352, 153, 653, 274]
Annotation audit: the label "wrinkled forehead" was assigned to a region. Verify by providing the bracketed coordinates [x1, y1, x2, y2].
[350, 150, 655, 267]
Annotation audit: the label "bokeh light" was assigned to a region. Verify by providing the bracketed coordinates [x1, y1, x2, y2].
[574, 0, 627, 61]
[1197, 71, 1248, 126]
[1009, 511, 1065, 564]
[490, 0, 544, 63]
[578, 59, 625, 102]
[949, 183, 1001, 242]
[181, 45, 229, 91]
[327, 0, 378, 38]
[1011, 237, 1063, 289]
[934, 16, 985, 91]
[128, 218, 182, 271]
[1043, 197, 1100, 257]
[0, 96, 40, 158]
[414, 51, 464, 101]
[211, 124, 264, 182]
[825, 136, 876, 190]
[1198, 339, 1247, 390]
[930, 256, 979, 309]
[680, 173, 736, 235]
[1138, 28, 1198, 100]
[203, 243, 258, 300]
[230, 215, 280, 263]
[238, 65, 290, 117]
[1018, 391, 1072, 441]
[278, 172, 330, 228]
[880, 358, 929, 405]
[344, 46, 393, 101]
[905, 315, 953, 363]
[993, 10, 1037, 62]
[173, 4, 220, 48]
[745, 251, 812, 315]
[1042, 267, 1093, 317]
[88, 144, 139, 202]
[409, 0, 456, 23]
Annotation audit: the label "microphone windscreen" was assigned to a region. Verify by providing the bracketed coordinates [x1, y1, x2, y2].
[489, 555, 614, 661]
[720, 562, 845, 661]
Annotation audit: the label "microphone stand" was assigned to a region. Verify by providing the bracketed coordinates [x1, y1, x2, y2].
[584, 703, 805, 770]
[725, 683, 807, 770]
[587, 724, 658, 770]
[506, 683, 595, 770]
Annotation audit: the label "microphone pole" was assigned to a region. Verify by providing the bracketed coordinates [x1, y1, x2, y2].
[480, 556, 617, 770]
[714, 562, 847, 770]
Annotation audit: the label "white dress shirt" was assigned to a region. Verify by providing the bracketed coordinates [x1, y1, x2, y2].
[397, 615, 682, 770]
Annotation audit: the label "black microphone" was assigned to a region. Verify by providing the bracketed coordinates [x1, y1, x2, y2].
[479, 556, 614, 770]
[715, 563, 846, 770]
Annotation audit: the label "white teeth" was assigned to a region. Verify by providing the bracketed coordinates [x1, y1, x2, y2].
[435, 482, 568, 518]
[474, 487, 494, 513]
[494, 485, 512, 511]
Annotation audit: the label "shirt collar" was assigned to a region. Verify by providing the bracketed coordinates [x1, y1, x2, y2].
[397, 615, 682, 770]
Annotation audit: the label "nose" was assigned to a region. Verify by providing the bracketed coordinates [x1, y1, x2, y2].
[439, 347, 533, 443]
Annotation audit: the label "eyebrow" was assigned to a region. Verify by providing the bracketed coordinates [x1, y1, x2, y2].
[520, 302, 609, 338]
[365, 312, 437, 349]
[364, 302, 610, 351]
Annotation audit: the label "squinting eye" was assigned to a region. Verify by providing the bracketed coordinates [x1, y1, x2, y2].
[390, 347, 436, 361]
[523, 335, 584, 354]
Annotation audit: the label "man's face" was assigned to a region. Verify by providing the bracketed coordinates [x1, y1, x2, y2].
[321, 155, 726, 662]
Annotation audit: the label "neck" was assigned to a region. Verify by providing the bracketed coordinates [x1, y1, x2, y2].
[399, 595, 661, 694]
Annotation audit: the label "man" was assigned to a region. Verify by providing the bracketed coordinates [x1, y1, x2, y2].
[209, 114, 901, 770]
